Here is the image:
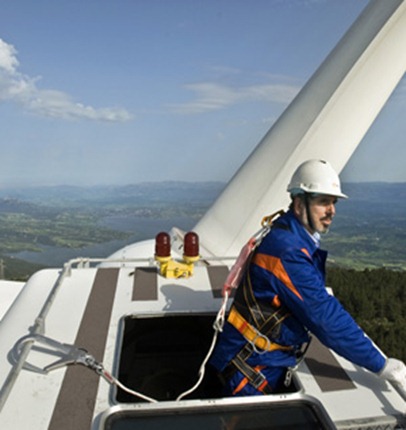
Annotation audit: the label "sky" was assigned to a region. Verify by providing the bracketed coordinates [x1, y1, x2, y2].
[0, 0, 405, 187]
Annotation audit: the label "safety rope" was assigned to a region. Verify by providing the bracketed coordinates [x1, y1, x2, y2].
[175, 288, 231, 401]
[95, 364, 158, 403]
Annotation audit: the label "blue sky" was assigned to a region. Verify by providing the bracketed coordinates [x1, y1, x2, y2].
[0, 0, 405, 187]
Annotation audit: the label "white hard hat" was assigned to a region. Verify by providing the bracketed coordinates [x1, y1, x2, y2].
[287, 159, 348, 199]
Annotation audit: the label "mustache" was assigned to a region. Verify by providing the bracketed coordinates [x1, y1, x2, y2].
[321, 215, 334, 221]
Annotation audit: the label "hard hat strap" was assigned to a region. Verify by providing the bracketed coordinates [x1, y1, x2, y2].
[304, 193, 315, 233]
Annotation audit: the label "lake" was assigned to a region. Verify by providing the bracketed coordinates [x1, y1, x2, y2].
[10, 215, 197, 267]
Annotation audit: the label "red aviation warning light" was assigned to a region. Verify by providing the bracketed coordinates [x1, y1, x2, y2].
[154, 231, 200, 278]
[155, 232, 171, 262]
[183, 232, 200, 263]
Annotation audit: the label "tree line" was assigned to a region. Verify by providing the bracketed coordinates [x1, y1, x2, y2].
[327, 267, 406, 362]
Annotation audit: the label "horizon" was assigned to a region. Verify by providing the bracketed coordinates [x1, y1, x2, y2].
[1, 179, 406, 192]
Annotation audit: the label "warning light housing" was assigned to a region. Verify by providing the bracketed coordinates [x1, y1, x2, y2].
[155, 232, 171, 261]
[183, 232, 199, 262]
[154, 231, 200, 278]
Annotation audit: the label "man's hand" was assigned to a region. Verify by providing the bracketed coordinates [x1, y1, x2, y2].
[379, 358, 406, 400]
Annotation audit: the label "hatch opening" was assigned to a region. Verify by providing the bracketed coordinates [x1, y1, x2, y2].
[116, 313, 298, 403]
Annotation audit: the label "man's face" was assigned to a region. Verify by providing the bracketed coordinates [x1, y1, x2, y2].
[294, 194, 337, 234]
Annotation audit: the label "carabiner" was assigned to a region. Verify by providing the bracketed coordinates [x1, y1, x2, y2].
[13, 334, 99, 374]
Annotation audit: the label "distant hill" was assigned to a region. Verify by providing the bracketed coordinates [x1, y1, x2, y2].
[0, 181, 405, 275]
[320, 182, 406, 270]
[1, 180, 404, 207]
[0, 181, 226, 207]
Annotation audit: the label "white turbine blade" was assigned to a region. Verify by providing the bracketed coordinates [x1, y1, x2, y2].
[195, 0, 406, 257]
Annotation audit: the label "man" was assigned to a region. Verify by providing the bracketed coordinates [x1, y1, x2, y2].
[210, 159, 406, 397]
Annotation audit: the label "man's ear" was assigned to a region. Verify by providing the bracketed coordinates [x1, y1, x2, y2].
[292, 196, 304, 217]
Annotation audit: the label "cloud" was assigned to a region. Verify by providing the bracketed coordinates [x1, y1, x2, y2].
[0, 39, 19, 73]
[0, 38, 132, 122]
[168, 80, 300, 114]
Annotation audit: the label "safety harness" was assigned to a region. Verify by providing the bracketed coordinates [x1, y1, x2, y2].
[223, 265, 293, 393]
[218, 210, 299, 394]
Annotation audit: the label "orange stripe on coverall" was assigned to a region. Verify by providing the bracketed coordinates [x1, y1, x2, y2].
[252, 253, 304, 301]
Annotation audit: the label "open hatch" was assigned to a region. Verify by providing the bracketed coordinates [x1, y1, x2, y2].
[116, 313, 223, 402]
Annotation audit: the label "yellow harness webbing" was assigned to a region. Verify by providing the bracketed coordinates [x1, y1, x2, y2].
[228, 307, 292, 353]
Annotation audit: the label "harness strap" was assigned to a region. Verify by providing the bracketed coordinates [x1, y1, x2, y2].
[225, 306, 293, 393]
[232, 365, 267, 395]
[256, 302, 291, 342]
[240, 270, 291, 336]
[228, 307, 292, 353]
[226, 344, 272, 394]
[242, 263, 265, 327]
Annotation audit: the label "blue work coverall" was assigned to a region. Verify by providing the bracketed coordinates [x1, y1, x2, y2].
[210, 210, 386, 396]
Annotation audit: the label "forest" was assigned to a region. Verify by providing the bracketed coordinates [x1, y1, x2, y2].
[327, 267, 406, 362]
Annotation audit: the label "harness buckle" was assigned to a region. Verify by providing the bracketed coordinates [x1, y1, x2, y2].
[250, 370, 267, 390]
[284, 368, 293, 387]
[249, 329, 271, 355]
